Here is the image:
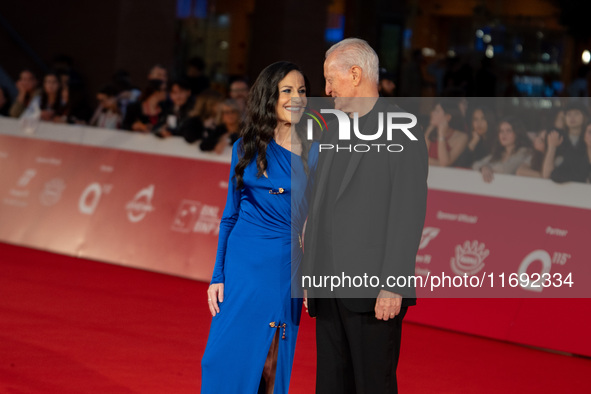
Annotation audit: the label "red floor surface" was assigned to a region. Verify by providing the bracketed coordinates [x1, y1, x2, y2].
[0, 242, 589, 393]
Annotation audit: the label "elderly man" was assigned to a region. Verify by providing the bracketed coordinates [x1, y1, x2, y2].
[303, 38, 428, 393]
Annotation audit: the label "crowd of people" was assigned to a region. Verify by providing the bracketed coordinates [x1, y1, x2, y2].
[424, 98, 591, 184]
[1, 58, 590, 184]
[1, 58, 249, 155]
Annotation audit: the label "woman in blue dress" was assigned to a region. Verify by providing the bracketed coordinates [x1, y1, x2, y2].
[201, 61, 318, 393]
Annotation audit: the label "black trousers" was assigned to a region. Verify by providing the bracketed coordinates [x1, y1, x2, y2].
[315, 297, 407, 394]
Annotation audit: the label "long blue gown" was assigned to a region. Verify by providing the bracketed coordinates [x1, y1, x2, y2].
[201, 138, 318, 393]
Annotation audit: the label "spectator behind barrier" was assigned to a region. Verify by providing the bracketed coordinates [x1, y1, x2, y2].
[122, 79, 167, 132]
[552, 108, 566, 130]
[182, 89, 223, 143]
[517, 107, 569, 178]
[542, 102, 589, 181]
[61, 75, 92, 124]
[23, 72, 67, 123]
[458, 105, 496, 168]
[516, 129, 547, 178]
[9, 69, 38, 118]
[148, 64, 168, 85]
[89, 85, 122, 129]
[112, 69, 141, 121]
[547, 121, 591, 183]
[228, 78, 249, 119]
[155, 79, 194, 138]
[473, 117, 533, 183]
[200, 98, 242, 154]
[425, 99, 469, 167]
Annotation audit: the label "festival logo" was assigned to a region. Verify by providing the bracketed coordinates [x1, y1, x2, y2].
[450, 240, 489, 275]
[171, 200, 221, 235]
[192, 204, 220, 235]
[17, 168, 37, 187]
[517, 250, 552, 293]
[79, 182, 112, 215]
[3, 168, 37, 207]
[40, 178, 66, 206]
[419, 227, 440, 250]
[126, 185, 155, 223]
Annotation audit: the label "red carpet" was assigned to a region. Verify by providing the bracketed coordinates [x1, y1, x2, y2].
[0, 242, 588, 393]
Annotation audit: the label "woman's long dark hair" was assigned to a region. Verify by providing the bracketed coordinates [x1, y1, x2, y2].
[234, 61, 311, 189]
[469, 105, 496, 151]
[40, 72, 64, 114]
[428, 98, 466, 141]
[490, 117, 531, 162]
[139, 79, 165, 103]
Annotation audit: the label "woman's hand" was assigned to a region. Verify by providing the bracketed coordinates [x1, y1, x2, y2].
[132, 121, 148, 132]
[203, 118, 216, 129]
[52, 115, 67, 124]
[40, 109, 54, 121]
[534, 130, 547, 152]
[207, 283, 224, 317]
[547, 130, 563, 149]
[15, 80, 28, 102]
[159, 129, 172, 138]
[481, 165, 494, 183]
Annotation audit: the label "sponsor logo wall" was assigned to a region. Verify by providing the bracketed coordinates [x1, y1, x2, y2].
[415, 193, 589, 298]
[0, 118, 590, 357]
[0, 127, 228, 281]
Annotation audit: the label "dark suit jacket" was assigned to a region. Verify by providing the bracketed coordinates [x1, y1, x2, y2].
[302, 99, 428, 315]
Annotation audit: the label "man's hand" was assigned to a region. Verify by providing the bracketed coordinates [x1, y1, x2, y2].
[375, 290, 402, 321]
